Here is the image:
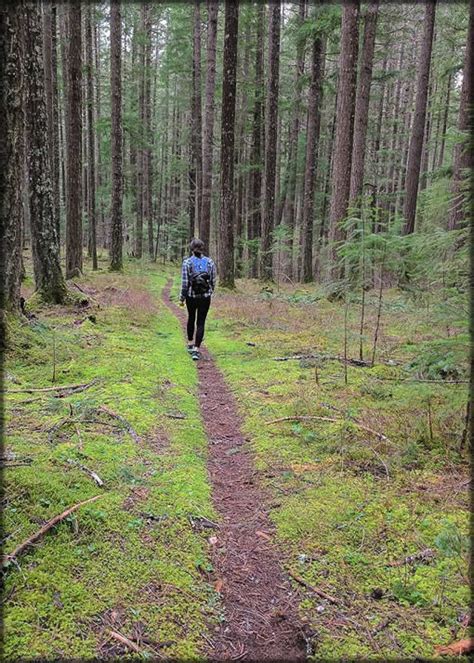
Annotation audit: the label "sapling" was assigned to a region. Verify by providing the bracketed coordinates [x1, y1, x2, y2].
[371, 243, 387, 367]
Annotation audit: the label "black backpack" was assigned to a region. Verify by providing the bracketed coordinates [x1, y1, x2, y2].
[189, 256, 211, 295]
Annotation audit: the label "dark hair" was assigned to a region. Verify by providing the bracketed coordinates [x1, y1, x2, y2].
[190, 238, 205, 256]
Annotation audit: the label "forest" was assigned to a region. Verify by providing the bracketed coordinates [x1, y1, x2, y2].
[0, 0, 472, 660]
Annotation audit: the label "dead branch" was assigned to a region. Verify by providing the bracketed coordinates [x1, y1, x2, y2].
[97, 406, 140, 442]
[66, 459, 104, 487]
[107, 629, 141, 654]
[288, 570, 340, 605]
[388, 548, 435, 567]
[47, 417, 74, 444]
[2, 494, 102, 569]
[5, 379, 99, 396]
[435, 638, 474, 656]
[273, 353, 400, 368]
[265, 415, 391, 444]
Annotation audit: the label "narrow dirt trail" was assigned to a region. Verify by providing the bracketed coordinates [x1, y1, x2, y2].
[163, 283, 306, 661]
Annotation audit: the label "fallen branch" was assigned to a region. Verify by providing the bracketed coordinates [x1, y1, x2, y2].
[265, 415, 391, 444]
[66, 459, 104, 487]
[274, 353, 400, 368]
[107, 630, 141, 654]
[5, 379, 99, 396]
[47, 417, 74, 444]
[288, 570, 340, 605]
[97, 406, 140, 442]
[435, 638, 474, 656]
[388, 548, 435, 568]
[2, 494, 102, 569]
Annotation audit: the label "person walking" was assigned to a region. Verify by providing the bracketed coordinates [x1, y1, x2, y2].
[179, 238, 216, 360]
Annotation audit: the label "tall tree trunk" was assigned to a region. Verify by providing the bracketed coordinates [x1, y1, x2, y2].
[218, 0, 239, 288]
[448, 0, 473, 230]
[42, 2, 56, 235]
[135, 6, 145, 258]
[301, 34, 325, 283]
[2, 4, 25, 310]
[110, 0, 123, 271]
[191, 0, 203, 237]
[51, 4, 60, 243]
[402, 0, 436, 235]
[328, 0, 359, 278]
[65, 3, 83, 278]
[279, 0, 306, 278]
[86, 4, 97, 269]
[349, 0, 378, 208]
[436, 72, 451, 168]
[143, 4, 153, 258]
[24, 3, 67, 303]
[200, 0, 218, 252]
[94, 15, 105, 249]
[248, 3, 264, 278]
[261, 2, 280, 281]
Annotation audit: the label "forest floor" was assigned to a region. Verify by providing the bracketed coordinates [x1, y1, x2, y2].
[2, 259, 470, 660]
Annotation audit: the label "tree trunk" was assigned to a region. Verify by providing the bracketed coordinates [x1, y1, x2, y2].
[248, 3, 265, 278]
[279, 0, 306, 278]
[86, 4, 97, 269]
[200, 0, 218, 252]
[51, 4, 60, 243]
[65, 2, 83, 278]
[261, 2, 281, 281]
[349, 0, 378, 208]
[328, 0, 359, 278]
[218, 0, 239, 288]
[301, 34, 325, 283]
[191, 0, 203, 237]
[24, 3, 67, 303]
[448, 0, 473, 230]
[436, 72, 451, 168]
[42, 2, 56, 236]
[143, 4, 153, 258]
[2, 4, 24, 310]
[110, 0, 123, 271]
[403, 0, 436, 235]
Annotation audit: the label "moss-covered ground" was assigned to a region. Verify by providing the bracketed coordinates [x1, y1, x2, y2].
[3, 263, 219, 660]
[3, 261, 470, 660]
[189, 277, 470, 660]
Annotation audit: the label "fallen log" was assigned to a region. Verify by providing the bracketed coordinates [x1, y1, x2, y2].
[288, 570, 340, 605]
[265, 415, 391, 444]
[273, 353, 400, 368]
[2, 494, 102, 570]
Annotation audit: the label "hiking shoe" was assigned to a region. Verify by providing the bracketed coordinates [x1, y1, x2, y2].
[187, 344, 195, 353]
[191, 349, 200, 361]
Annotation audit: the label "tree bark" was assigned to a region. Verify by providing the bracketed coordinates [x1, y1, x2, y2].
[261, 2, 281, 281]
[191, 0, 203, 237]
[328, 0, 359, 277]
[86, 4, 97, 269]
[248, 3, 265, 278]
[301, 33, 325, 283]
[24, 3, 67, 303]
[403, 0, 436, 235]
[448, 0, 473, 230]
[200, 0, 218, 252]
[349, 0, 378, 208]
[110, 0, 123, 271]
[2, 4, 24, 310]
[51, 4, 60, 243]
[65, 2, 83, 278]
[218, 0, 239, 288]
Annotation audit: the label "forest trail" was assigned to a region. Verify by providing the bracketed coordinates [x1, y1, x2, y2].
[163, 282, 307, 661]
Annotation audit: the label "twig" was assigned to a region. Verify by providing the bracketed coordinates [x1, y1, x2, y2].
[66, 459, 104, 487]
[107, 629, 141, 654]
[97, 406, 140, 442]
[4, 379, 99, 395]
[288, 570, 340, 605]
[265, 415, 391, 444]
[2, 494, 102, 569]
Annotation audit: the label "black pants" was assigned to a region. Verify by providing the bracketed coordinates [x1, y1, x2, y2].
[185, 296, 211, 347]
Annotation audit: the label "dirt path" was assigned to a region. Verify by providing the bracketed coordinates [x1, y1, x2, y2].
[163, 283, 306, 661]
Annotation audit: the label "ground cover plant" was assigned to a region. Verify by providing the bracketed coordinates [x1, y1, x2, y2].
[196, 277, 470, 659]
[3, 263, 219, 660]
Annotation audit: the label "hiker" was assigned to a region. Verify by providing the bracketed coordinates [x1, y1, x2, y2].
[179, 238, 216, 360]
